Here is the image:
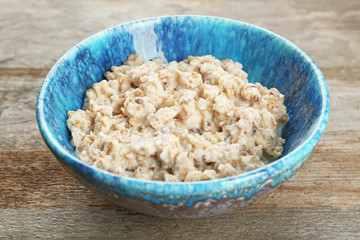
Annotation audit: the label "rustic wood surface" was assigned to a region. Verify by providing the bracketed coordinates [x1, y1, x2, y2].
[1, 0, 359, 239]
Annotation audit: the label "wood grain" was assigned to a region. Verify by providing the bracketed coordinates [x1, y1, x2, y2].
[0, 0, 359, 239]
[1, 0, 359, 69]
[1, 207, 359, 239]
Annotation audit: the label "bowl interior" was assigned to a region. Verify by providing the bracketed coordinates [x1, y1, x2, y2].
[38, 16, 327, 171]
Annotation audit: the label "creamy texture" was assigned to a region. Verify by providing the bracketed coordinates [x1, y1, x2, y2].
[67, 54, 288, 182]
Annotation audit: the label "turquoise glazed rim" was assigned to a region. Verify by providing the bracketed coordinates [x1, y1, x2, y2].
[37, 16, 330, 208]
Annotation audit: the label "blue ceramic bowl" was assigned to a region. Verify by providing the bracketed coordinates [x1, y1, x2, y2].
[37, 16, 330, 218]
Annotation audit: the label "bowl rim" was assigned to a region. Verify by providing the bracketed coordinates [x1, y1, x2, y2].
[36, 15, 330, 200]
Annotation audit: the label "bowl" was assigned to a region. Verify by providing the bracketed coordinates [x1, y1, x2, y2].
[36, 15, 330, 218]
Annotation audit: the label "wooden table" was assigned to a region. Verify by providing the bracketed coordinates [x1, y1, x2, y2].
[1, 0, 359, 239]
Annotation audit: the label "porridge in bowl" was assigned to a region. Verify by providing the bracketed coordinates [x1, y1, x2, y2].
[67, 54, 288, 182]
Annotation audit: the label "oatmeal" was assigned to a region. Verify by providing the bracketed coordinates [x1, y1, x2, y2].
[67, 54, 288, 182]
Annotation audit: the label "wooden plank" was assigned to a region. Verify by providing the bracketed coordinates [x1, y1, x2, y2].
[0, 71, 47, 151]
[0, 0, 359, 68]
[1, 207, 359, 239]
[0, 150, 116, 210]
[0, 68, 49, 78]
